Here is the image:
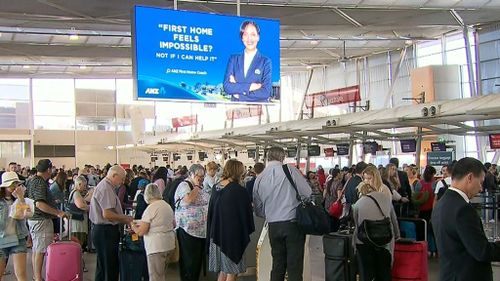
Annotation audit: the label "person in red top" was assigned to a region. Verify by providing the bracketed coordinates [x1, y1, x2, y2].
[414, 165, 437, 256]
[316, 166, 326, 192]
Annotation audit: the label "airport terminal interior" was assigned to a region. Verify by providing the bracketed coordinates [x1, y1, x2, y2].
[1, 0, 500, 280]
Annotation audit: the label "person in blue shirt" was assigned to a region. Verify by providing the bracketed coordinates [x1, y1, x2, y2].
[223, 20, 272, 103]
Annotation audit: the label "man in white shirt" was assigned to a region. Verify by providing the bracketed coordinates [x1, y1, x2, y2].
[253, 147, 311, 281]
[434, 164, 453, 206]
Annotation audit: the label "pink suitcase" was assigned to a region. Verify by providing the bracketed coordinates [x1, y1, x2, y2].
[45, 215, 83, 281]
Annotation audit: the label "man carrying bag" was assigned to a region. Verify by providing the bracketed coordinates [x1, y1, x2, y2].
[253, 146, 312, 281]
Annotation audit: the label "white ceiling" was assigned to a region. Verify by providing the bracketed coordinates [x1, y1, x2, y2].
[0, 0, 499, 77]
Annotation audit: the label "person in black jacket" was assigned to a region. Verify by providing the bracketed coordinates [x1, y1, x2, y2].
[344, 162, 368, 204]
[389, 158, 413, 216]
[432, 157, 500, 281]
[207, 159, 255, 281]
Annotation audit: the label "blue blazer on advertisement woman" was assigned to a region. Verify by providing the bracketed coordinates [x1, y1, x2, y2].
[223, 51, 272, 103]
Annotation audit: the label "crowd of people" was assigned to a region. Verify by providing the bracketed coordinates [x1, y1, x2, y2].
[0, 152, 499, 281]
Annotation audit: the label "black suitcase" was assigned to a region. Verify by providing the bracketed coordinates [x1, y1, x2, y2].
[323, 232, 356, 281]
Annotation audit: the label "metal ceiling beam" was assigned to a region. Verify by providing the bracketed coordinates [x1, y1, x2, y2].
[331, 8, 364, 28]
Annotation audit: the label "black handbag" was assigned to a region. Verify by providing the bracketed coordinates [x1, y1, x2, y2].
[282, 165, 331, 235]
[66, 190, 85, 221]
[357, 195, 393, 247]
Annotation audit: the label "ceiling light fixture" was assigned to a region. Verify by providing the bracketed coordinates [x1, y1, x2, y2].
[79, 65, 87, 69]
[310, 40, 319, 45]
[306, 65, 313, 69]
[22, 65, 30, 69]
[69, 27, 79, 40]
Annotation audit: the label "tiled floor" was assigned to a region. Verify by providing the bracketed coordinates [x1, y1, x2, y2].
[4, 219, 500, 281]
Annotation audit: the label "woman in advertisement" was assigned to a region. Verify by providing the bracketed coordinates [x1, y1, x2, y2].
[223, 20, 272, 103]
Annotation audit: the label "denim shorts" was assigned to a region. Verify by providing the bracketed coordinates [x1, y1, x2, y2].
[0, 238, 27, 259]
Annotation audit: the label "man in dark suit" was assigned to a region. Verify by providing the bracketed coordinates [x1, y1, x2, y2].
[344, 161, 367, 204]
[432, 157, 500, 281]
[389, 157, 413, 216]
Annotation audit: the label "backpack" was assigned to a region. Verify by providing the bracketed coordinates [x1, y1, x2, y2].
[436, 179, 449, 200]
[162, 176, 192, 211]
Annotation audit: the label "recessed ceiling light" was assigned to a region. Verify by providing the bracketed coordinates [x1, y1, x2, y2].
[69, 34, 79, 40]
[22, 65, 30, 69]
[310, 40, 319, 45]
[306, 65, 313, 69]
[79, 65, 87, 69]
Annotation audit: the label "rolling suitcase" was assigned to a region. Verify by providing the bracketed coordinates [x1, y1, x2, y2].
[46, 215, 83, 281]
[392, 218, 428, 281]
[323, 231, 356, 281]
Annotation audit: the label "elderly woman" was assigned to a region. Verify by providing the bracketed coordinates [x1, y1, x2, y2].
[68, 176, 89, 252]
[207, 159, 255, 281]
[353, 182, 400, 281]
[174, 164, 210, 281]
[0, 172, 30, 281]
[132, 183, 175, 281]
[203, 161, 220, 190]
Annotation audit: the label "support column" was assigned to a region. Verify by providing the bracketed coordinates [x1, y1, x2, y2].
[383, 47, 408, 108]
[415, 127, 423, 169]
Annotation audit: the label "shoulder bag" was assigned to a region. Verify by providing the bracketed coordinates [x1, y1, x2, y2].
[357, 194, 393, 247]
[66, 190, 85, 221]
[282, 165, 330, 235]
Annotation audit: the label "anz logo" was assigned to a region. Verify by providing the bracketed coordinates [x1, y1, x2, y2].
[145, 87, 166, 95]
[145, 88, 159, 95]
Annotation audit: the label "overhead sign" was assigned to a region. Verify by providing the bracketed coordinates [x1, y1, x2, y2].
[132, 6, 280, 104]
[308, 145, 321, 157]
[172, 115, 197, 128]
[363, 141, 379, 155]
[400, 139, 417, 153]
[287, 147, 297, 158]
[336, 144, 350, 156]
[305, 85, 360, 108]
[489, 134, 500, 149]
[427, 151, 454, 166]
[324, 148, 335, 157]
[226, 106, 263, 119]
[431, 142, 446, 152]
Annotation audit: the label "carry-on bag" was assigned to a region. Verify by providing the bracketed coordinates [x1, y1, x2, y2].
[323, 231, 356, 281]
[392, 218, 428, 281]
[119, 226, 148, 281]
[46, 215, 83, 281]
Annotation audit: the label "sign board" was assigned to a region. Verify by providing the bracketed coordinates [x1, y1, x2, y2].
[400, 139, 417, 153]
[431, 142, 446, 152]
[336, 144, 350, 156]
[226, 106, 263, 119]
[172, 115, 197, 128]
[247, 149, 256, 159]
[305, 85, 360, 108]
[427, 151, 454, 166]
[287, 147, 297, 158]
[489, 134, 500, 149]
[132, 6, 280, 104]
[324, 147, 335, 157]
[363, 141, 379, 155]
[307, 145, 321, 157]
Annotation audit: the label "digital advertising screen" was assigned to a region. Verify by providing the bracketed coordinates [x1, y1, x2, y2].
[400, 139, 417, 153]
[132, 6, 281, 104]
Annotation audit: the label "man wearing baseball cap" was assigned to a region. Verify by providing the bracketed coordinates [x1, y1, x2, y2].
[27, 159, 66, 281]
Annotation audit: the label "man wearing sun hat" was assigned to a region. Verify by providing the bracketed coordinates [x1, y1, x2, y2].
[27, 159, 66, 281]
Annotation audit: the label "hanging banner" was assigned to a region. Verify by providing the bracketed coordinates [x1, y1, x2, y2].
[172, 115, 198, 128]
[490, 134, 500, 149]
[427, 151, 454, 166]
[226, 106, 263, 119]
[305, 85, 360, 108]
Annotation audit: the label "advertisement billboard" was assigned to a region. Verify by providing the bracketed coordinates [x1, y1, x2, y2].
[132, 6, 280, 104]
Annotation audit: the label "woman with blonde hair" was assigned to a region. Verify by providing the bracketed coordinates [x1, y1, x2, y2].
[359, 165, 392, 200]
[207, 159, 255, 281]
[353, 182, 399, 281]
